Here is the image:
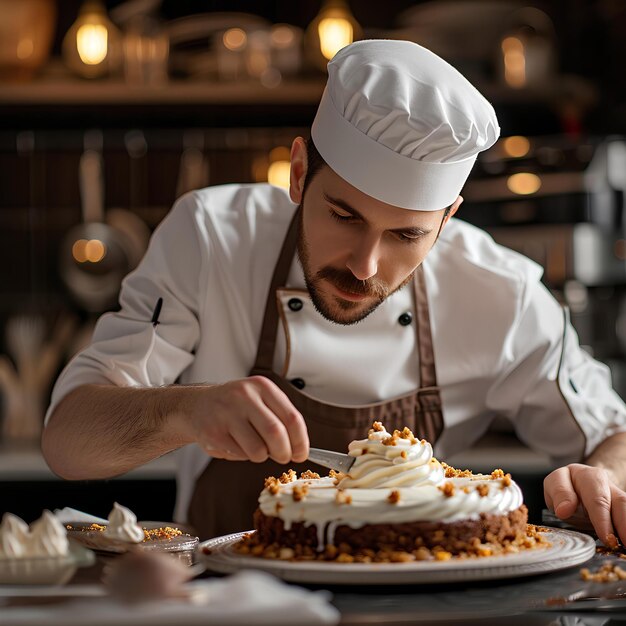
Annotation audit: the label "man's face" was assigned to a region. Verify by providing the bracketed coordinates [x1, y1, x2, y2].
[296, 165, 450, 325]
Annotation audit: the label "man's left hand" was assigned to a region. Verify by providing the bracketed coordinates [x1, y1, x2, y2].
[544, 463, 626, 547]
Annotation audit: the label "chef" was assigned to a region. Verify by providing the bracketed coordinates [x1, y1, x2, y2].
[43, 40, 626, 543]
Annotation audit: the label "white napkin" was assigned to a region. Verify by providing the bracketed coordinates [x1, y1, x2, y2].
[53, 507, 108, 525]
[0, 570, 341, 625]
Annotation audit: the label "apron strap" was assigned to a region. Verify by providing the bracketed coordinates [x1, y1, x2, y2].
[253, 207, 301, 372]
[414, 265, 438, 389]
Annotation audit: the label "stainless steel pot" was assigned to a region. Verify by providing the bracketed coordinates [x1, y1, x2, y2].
[59, 131, 143, 312]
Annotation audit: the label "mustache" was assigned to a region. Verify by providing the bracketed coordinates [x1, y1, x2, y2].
[316, 267, 389, 299]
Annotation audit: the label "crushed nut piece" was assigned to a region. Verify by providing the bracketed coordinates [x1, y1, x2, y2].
[438, 482, 455, 498]
[388, 490, 401, 504]
[335, 490, 352, 505]
[491, 469, 505, 479]
[476, 484, 490, 497]
[300, 470, 320, 480]
[292, 484, 309, 502]
[264, 476, 280, 495]
[279, 469, 297, 484]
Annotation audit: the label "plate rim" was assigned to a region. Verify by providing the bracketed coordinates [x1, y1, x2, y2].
[65, 522, 199, 554]
[196, 526, 596, 585]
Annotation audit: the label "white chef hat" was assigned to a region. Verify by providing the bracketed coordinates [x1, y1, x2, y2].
[311, 40, 500, 211]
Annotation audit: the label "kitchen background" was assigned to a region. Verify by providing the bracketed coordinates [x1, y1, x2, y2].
[1, 0, 625, 524]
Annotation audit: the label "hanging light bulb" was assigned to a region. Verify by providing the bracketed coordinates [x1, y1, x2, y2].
[305, 1, 362, 71]
[63, 1, 121, 78]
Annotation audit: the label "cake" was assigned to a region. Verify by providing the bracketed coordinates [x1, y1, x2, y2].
[235, 422, 547, 562]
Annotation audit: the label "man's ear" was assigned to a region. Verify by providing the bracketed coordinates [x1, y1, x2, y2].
[445, 196, 463, 222]
[289, 137, 308, 204]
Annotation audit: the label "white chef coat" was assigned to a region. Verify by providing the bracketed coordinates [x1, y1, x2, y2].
[45, 183, 626, 521]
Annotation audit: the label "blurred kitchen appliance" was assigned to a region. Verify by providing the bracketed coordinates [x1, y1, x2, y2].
[461, 135, 626, 397]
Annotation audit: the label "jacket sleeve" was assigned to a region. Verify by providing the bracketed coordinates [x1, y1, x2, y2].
[45, 192, 206, 425]
[485, 277, 626, 464]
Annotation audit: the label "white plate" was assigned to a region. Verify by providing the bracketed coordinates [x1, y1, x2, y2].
[66, 521, 198, 554]
[197, 527, 596, 585]
[0, 541, 95, 585]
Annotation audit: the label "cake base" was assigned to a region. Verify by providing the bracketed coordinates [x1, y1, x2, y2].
[234, 506, 544, 562]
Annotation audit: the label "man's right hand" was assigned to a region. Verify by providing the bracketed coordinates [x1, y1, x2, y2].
[183, 375, 310, 464]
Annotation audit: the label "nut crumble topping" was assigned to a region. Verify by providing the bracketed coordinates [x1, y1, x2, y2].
[441, 462, 473, 478]
[581, 562, 626, 582]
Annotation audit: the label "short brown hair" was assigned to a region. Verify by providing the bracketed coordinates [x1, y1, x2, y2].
[302, 138, 327, 196]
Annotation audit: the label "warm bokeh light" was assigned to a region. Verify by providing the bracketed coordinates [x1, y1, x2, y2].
[17, 38, 34, 60]
[268, 160, 291, 188]
[85, 239, 106, 262]
[269, 146, 291, 163]
[72, 239, 88, 263]
[503, 136, 531, 158]
[223, 28, 247, 52]
[318, 18, 353, 60]
[76, 23, 108, 65]
[271, 25, 295, 48]
[507, 172, 542, 195]
[502, 36, 525, 89]
[73, 238, 106, 263]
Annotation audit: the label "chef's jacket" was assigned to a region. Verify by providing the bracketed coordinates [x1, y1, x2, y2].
[45, 183, 626, 521]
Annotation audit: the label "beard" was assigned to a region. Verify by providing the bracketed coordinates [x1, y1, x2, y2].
[295, 206, 415, 326]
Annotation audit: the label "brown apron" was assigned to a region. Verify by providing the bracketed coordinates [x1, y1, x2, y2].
[188, 209, 445, 539]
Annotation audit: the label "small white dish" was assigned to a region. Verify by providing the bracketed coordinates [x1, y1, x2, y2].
[0, 541, 95, 585]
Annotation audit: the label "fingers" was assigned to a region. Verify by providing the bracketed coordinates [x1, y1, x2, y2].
[544, 467, 579, 519]
[254, 377, 310, 463]
[610, 484, 626, 547]
[545, 464, 626, 547]
[229, 416, 273, 463]
[570, 466, 616, 547]
[198, 377, 309, 465]
[203, 433, 248, 461]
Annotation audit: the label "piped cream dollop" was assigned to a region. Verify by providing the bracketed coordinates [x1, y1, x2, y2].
[0, 511, 69, 559]
[29, 511, 70, 557]
[104, 503, 144, 543]
[337, 423, 444, 489]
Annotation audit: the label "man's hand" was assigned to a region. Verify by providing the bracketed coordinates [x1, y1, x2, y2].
[544, 463, 626, 547]
[183, 376, 310, 465]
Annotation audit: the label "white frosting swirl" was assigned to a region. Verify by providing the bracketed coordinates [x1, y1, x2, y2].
[0, 513, 31, 558]
[104, 503, 144, 543]
[338, 425, 444, 489]
[29, 511, 70, 557]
